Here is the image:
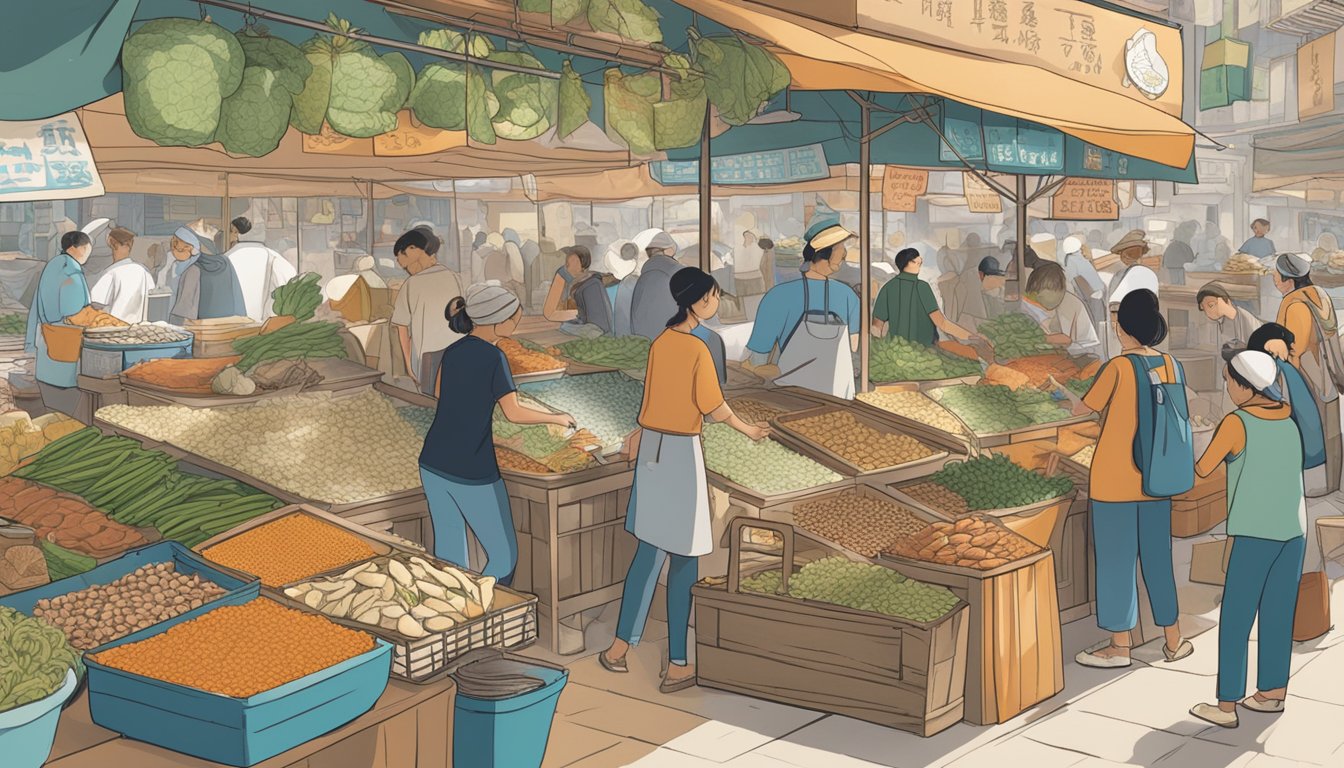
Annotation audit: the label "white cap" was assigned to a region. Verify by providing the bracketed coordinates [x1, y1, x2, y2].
[1231, 350, 1278, 392]
[1108, 264, 1160, 305]
[1277, 252, 1312, 278]
[1062, 236, 1083, 255]
[81, 218, 111, 239]
[634, 228, 676, 253]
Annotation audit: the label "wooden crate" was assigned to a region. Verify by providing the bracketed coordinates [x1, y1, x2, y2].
[849, 391, 975, 456]
[725, 387, 831, 420]
[770, 405, 952, 487]
[503, 460, 638, 655]
[878, 547, 1064, 725]
[1172, 465, 1227, 538]
[1053, 456, 1094, 625]
[119, 359, 384, 407]
[695, 519, 969, 736]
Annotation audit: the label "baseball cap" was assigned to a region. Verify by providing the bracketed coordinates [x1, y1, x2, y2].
[978, 256, 1005, 276]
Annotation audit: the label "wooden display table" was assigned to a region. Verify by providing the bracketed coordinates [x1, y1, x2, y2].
[46, 678, 455, 768]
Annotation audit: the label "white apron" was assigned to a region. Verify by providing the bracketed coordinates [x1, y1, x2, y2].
[626, 430, 713, 557]
[774, 278, 855, 400]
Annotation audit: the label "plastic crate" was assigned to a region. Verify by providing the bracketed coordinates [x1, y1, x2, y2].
[83, 596, 392, 767]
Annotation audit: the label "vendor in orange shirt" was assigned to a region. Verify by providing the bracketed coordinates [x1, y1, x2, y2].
[1059, 288, 1194, 669]
[599, 267, 770, 694]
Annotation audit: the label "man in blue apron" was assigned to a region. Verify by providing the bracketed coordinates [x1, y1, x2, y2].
[743, 220, 861, 399]
[26, 230, 93, 415]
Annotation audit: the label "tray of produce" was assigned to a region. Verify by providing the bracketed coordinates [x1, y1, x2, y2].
[275, 552, 537, 683]
[496, 337, 567, 383]
[758, 485, 948, 561]
[0, 477, 157, 561]
[121, 355, 241, 396]
[95, 388, 424, 507]
[990, 353, 1091, 391]
[725, 388, 827, 424]
[869, 335, 982, 385]
[0, 604, 82, 764]
[769, 406, 949, 484]
[83, 596, 391, 767]
[0, 312, 24, 351]
[195, 506, 402, 588]
[854, 389, 974, 449]
[548, 335, 651, 373]
[702, 422, 851, 507]
[231, 320, 348, 372]
[976, 313, 1056, 361]
[66, 306, 128, 329]
[517, 371, 644, 456]
[82, 323, 192, 348]
[886, 455, 1075, 524]
[12, 428, 283, 550]
[882, 514, 1045, 575]
[926, 382, 1092, 446]
[0, 412, 84, 478]
[0, 541, 259, 652]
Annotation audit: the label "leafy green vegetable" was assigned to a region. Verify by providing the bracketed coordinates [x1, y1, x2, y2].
[216, 67, 293, 157]
[689, 31, 791, 126]
[557, 61, 592, 139]
[0, 606, 82, 713]
[587, 0, 662, 44]
[654, 66, 706, 150]
[604, 68, 660, 154]
[410, 63, 468, 130]
[235, 28, 311, 95]
[552, 0, 589, 25]
[291, 43, 334, 134]
[519, 0, 552, 11]
[382, 52, 416, 113]
[40, 540, 96, 582]
[271, 273, 323, 321]
[466, 65, 500, 144]
[930, 455, 1074, 511]
[299, 15, 403, 138]
[419, 28, 465, 54]
[122, 18, 245, 146]
[490, 50, 558, 140]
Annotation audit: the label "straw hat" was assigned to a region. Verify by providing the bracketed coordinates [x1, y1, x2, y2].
[1110, 229, 1151, 254]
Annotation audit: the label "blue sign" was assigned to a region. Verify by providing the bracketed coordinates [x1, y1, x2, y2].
[940, 115, 985, 163]
[650, 143, 829, 186]
[984, 122, 1064, 173]
[0, 113, 103, 202]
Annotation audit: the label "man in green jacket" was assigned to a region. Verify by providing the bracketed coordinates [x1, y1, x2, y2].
[872, 247, 981, 346]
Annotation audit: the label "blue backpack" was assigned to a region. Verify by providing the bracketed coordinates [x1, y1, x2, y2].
[1127, 354, 1195, 498]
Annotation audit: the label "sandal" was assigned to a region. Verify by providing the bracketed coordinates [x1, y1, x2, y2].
[659, 673, 697, 694]
[1241, 695, 1285, 714]
[1163, 639, 1194, 662]
[1190, 703, 1239, 728]
[1075, 640, 1132, 669]
[598, 650, 628, 674]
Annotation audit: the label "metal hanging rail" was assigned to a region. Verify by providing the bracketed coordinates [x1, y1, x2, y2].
[192, 0, 560, 78]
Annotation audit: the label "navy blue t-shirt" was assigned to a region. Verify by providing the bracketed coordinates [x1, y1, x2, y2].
[419, 336, 517, 484]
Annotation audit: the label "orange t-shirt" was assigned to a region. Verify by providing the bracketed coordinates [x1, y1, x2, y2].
[1277, 286, 1327, 370]
[637, 329, 725, 436]
[1083, 353, 1181, 502]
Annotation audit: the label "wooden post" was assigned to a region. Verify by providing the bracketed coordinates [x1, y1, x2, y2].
[859, 101, 872, 393]
[1015, 175, 1028, 298]
[366, 180, 375, 259]
[699, 106, 712, 272]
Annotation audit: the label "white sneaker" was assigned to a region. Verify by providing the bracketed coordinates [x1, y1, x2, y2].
[1075, 640, 1132, 669]
[1190, 703, 1239, 728]
[1241, 695, 1285, 714]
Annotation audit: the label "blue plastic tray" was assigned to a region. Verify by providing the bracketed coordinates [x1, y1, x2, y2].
[83, 596, 392, 767]
[0, 541, 259, 618]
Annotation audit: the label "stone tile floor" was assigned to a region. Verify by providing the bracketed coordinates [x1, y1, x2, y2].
[523, 498, 1344, 767]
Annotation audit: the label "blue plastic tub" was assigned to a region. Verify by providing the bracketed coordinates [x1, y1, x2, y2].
[0, 541, 259, 617]
[0, 669, 78, 768]
[454, 664, 568, 768]
[84, 596, 392, 767]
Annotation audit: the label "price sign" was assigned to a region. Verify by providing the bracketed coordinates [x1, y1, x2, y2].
[1051, 178, 1120, 220]
[882, 167, 929, 212]
[963, 172, 1003, 213]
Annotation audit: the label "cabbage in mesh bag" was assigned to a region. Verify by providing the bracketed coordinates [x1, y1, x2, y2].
[121, 18, 245, 147]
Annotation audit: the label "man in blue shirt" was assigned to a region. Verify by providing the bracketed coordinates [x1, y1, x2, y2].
[26, 230, 93, 414]
[1239, 219, 1276, 259]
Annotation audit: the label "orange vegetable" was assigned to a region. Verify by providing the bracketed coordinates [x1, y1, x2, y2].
[202, 514, 375, 587]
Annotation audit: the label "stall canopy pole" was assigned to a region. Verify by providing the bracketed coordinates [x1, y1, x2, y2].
[859, 100, 872, 394]
[366, 181, 375, 258]
[221, 173, 230, 247]
[699, 105, 712, 273]
[1015, 175, 1027, 294]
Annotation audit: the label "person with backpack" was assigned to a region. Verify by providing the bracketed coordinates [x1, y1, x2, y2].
[1062, 288, 1195, 668]
[1273, 252, 1343, 496]
[1189, 351, 1306, 728]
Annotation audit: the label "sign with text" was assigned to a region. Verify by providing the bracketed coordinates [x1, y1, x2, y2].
[963, 172, 1003, 213]
[984, 122, 1065, 172]
[1299, 32, 1336, 120]
[882, 167, 929, 212]
[650, 144, 829, 186]
[0, 113, 103, 202]
[1051, 177, 1119, 220]
[856, 0, 1184, 116]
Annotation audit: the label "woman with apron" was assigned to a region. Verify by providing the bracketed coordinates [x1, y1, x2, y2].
[743, 220, 862, 399]
[600, 267, 770, 693]
[1273, 253, 1344, 496]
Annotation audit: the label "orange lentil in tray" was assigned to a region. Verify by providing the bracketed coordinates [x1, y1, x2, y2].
[201, 514, 376, 587]
[89, 599, 374, 698]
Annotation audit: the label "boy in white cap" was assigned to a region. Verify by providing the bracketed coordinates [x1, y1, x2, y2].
[1190, 350, 1305, 728]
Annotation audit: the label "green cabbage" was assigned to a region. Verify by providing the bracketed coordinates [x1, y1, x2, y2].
[587, 0, 661, 44]
[121, 18, 245, 146]
[216, 67, 294, 157]
[603, 68, 660, 154]
[418, 28, 465, 54]
[328, 47, 400, 137]
[235, 28, 311, 95]
[382, 52, 416, 113]
[689, 32, 791, 126]
[557, 60, 592, 139]
[519, 0, 552, 11]
[0, 606, 81, 713]
[490, 51, 557, 141]
[466, 66, 500, 145]
[291, 42, 333, 135]
[410, 63, 467, 130]
[552, 0, 589, 25]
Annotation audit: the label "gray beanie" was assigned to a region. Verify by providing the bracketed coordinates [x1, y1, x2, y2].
[465, 281, 521, 326]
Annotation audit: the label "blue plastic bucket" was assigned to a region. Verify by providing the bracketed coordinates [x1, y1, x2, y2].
[0, 669, 78, 768]
[453, 664, 568, 768]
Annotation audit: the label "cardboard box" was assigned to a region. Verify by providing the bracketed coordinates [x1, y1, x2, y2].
[1201, 65, 1251, 110]
[1202, 38, 1251, 70]
[1190, 539, 1232, 586]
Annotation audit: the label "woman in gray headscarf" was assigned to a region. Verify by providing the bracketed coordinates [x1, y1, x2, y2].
[418, 283, 581, 583]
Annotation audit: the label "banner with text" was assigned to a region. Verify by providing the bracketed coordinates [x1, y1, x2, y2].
[1299, 32, 1336, 121]
[0, 113, 102, 202]
[963, 172, 1003, 213]
[882, 167, 929, 212]
[1051, 177, 1119, 220]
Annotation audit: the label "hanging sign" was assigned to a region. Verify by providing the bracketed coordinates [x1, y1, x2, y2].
[0, 113, 103, 202]
[1051, 178, 1120, 220]
[374, 112, 468, 156]
[649, 143, 829, 185]
[881, 166, 928, 212]
[1298, 32, 1336, 120]
[856, 0, 1184, 116]
[985, 123, 1065, 172]
[963, 172, 1002, 213]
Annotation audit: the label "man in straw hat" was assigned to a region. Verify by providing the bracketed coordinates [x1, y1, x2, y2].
[1103, 233, 1161, 359]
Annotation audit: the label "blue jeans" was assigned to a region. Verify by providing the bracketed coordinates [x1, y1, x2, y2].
[1091, 500, 1180, 633]
[1218, 536, 1306, 702]
[419, 467, 517, 585]
[615, 540, 698, 665]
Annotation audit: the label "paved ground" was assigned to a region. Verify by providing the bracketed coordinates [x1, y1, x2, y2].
[523, 498, 1344, 768]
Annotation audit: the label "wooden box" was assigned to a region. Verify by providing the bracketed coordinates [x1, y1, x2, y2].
[695, 519, 969, 736]
[1172, 466, 1228, 538]
[504, 460, 639, 655]
[878, 547, 1064, 725]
